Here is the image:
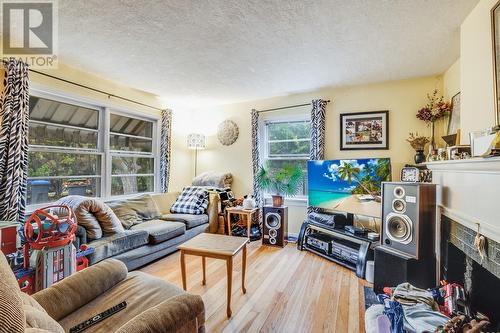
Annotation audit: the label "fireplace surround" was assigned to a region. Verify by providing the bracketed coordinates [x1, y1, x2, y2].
[426, 157, 500, 329]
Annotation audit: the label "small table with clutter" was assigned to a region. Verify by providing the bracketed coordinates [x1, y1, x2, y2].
[226, 207, 260, 239]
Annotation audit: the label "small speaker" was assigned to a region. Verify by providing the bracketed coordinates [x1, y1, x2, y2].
[381, 182, 436, 259]
[262, 206, 288, 247]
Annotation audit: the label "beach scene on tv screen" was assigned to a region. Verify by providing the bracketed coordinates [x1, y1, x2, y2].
[307, 158, 391, 216]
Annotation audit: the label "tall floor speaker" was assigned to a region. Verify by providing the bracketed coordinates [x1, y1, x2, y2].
[374, 182, 436, 293]
[262, 206, 288, 247]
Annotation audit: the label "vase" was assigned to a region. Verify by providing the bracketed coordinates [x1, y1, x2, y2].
[426, 122, 436, 161]
[430, 121, 436, 147]
[271, 195, 284, 207]
[414, 150, 426, 164]
[427, 148, 439, 162]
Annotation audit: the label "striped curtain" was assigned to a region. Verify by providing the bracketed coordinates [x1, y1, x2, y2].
[159, 109, 173, 193]
[0, 59, 30, 222]
[310, 99, 327, 160]
[251, 109, 262, 207]
[308, 99, 327, 214]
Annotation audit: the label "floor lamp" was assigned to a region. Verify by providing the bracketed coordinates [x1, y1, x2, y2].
[187, 133, 206, 177]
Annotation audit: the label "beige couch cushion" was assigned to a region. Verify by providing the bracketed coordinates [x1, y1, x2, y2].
[23, 304, 64, 333]
[107, 195, 160, 229]
[58, 271, 189, 333]
[115, 294, 204, 333]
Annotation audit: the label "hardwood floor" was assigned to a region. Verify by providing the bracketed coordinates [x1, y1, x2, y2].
[140, 241, 369, 333]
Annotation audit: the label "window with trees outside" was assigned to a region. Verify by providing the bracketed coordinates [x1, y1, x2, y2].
[262, 119, 310, 197]
[27, 94, 158, 207]
[110, 113, 155, 196]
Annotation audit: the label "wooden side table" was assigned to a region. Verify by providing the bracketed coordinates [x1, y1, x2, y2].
[226, 207, 260, 239]
[178, 233, 248, 318]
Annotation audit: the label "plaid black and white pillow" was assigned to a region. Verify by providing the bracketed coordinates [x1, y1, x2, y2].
[170, 186, 209, 215]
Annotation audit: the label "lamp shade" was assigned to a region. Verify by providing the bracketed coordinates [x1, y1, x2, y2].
[187, 133, 206, 149]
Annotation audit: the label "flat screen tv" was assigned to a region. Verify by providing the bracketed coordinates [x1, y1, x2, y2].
[307, 158, 391, 218]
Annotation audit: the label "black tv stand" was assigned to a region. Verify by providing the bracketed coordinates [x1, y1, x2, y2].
[297, 220, 374, 278]
[346, 212, 354, 226]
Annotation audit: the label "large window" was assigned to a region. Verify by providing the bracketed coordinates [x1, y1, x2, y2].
[262, 118, 310, 196]
[27, 94, 158, 206]
[109, 114, 155, 196]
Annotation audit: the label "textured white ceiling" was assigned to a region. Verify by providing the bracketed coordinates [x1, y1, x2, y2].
[58, 0, 478, 108]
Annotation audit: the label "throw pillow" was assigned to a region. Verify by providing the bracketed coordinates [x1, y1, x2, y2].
[53, 196, 103, 240]
[170, 187, 209, 215]
[54, 196, 124, 239]
[107, 195, 160, 229]
[84, 199, 124, 235]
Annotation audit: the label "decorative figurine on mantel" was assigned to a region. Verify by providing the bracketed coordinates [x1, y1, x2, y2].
[416, 90, 452, 161]
[407, 132, 429, 164]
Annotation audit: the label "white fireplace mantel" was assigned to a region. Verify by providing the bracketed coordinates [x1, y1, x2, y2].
[425, 157, 500, 243]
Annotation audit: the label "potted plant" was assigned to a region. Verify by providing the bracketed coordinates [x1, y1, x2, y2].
[406, 132, 430, 164]
[256, 163, 304, 207]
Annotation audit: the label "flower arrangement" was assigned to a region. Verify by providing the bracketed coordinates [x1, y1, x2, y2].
[416, 90, 452, 151]
[416, 90, 452, 124]
[406, 132, 429, 151]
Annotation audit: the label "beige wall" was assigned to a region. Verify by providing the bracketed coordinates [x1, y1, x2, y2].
[28, 63, 192, 192]
[190, 76, 443, 234]
[460, 0, 498, 142]
[443, 59, 461, 101]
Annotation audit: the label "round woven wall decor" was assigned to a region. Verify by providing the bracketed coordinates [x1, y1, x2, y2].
[217, 120, 239, 146]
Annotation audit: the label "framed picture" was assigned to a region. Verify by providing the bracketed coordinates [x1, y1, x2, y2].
[340, 110, 389, 150]
[447, 92, 460, 136]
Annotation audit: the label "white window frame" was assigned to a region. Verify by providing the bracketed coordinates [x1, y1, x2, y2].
[259, 113, 310, 202]
[27, 89, 160, 210]
[106, 108, 160, 200]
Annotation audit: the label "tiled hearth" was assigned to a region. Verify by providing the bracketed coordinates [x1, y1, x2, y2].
[441, 216, 500, 279]
[440, 215, 500, 327]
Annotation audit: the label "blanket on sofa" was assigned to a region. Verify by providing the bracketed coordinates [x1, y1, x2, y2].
[192, 171, 232, 188]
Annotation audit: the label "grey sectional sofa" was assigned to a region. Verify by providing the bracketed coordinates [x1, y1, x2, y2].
[73, 192, 219, 270]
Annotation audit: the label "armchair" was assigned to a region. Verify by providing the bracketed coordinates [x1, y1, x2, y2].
[0, 254, 205, 333]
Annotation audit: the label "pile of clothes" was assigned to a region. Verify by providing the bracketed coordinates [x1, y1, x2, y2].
[365, 283, 489, 333]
